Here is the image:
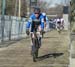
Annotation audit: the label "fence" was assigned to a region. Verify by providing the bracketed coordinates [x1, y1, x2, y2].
[0, 15, 27, 43]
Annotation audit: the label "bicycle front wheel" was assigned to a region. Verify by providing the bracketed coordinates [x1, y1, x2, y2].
[32, 38, 38, 62]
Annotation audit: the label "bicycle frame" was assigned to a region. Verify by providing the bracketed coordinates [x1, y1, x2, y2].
[31, 26, 40, 62]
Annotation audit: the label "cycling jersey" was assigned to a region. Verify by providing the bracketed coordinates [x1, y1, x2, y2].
[26, 13, 44, 32]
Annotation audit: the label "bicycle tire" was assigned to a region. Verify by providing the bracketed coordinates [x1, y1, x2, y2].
[32, 37, 39, 62]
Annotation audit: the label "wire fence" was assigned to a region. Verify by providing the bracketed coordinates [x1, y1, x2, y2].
[0, 15, 27, 43]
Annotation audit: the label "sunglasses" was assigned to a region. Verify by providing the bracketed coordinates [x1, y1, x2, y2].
[35, 13, 39, 14]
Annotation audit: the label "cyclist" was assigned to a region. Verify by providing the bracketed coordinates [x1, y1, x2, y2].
[42, 13, 46, 27]
[56, 17, 61, 30]
[60, 17, 64, 29]
[42, 12, 49, 32]
[26, 7, 44, 55]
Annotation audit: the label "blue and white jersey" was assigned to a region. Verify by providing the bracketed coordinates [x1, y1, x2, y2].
[26, 13, 44, 29]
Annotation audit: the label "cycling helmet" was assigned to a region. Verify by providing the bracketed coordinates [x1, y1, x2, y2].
[34, 7, 41, 14]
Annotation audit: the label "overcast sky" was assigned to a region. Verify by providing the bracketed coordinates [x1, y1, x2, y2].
[42, 0, 70, 7]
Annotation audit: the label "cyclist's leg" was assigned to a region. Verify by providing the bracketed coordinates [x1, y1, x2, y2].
[38, 25, 45, 38]
[56, 23, 59, 31]
[61, 24, 64, 30]
[36, 32, 41, 48]
[44, 22, 47, 32]
[56, 22, 58, 30]
[61, 21, 64, 29]
[37, 25, 42, 48]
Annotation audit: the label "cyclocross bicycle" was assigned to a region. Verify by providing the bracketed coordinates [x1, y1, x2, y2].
[31, 19, 41, 62]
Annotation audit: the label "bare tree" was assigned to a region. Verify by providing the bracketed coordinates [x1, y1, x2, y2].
[55, 4, 63, 17]
[5, 0, 27, 16]
[6, 0, 15, 15]
[37, 0, 52, 12]
[14, 0, 18, 16]
[21, 0, 27, 17]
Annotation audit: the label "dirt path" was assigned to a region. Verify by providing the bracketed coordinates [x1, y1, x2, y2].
[0, 30, 69, 67]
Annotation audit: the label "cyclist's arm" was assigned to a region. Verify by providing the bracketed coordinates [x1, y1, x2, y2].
[40, 18, 44, 29]
[26, 17, 32, 29]
[26, 16, 33, 35]
[46, 16, 49, 24]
